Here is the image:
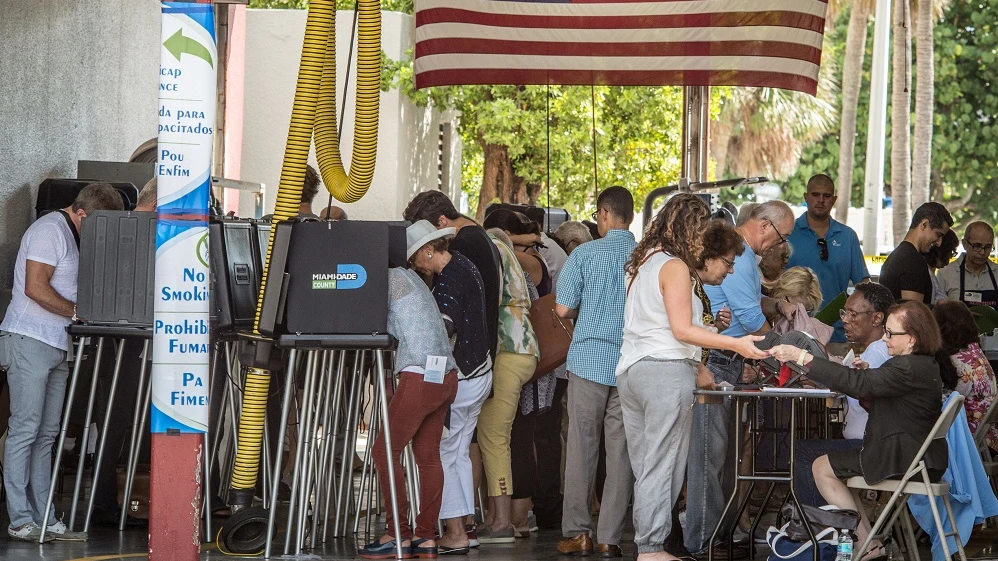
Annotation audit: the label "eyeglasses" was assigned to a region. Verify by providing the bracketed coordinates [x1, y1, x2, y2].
[817, 238, 828, 261]
[885, 328, 909, 338]
[591, 208, 601, 221]
[767, 219, 788, 246]
[839, 308, 874, 321]
[964, 240, 994, 253]
[720, 257, 735, 270]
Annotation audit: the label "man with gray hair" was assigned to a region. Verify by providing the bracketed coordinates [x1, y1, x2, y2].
[937, 221, 998, 309]
[553, 220, 593, 254]
[1, 183, 122, 542]
[686, 200, 796, 556]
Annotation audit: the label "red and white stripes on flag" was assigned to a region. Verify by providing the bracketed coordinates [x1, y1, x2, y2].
[414, 0, 828, 95]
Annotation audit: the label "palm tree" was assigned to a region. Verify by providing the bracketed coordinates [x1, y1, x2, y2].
[711, 60, 837, 181]
[834, 0, 874, 222]
[911, 0, 934, 209]
[891, 0, 913, 244]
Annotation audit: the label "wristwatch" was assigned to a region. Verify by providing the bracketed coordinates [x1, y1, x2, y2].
[71, 304, 78, 323]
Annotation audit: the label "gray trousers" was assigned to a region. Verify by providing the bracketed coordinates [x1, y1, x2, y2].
[619, 358, 696, 554]
[562, 372, 632, 545]
[685, 351, 742, 554]
[1, 332, 68, 529]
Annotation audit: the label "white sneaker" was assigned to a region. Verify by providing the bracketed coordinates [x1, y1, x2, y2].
[8, 522, 54, 542]
[46, 520, 88, 541]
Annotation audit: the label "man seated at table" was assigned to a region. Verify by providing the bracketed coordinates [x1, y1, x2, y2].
[792, 282, 895, 505]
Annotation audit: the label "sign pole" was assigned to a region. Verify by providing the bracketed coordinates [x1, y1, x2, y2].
[150, 2, 216, 560]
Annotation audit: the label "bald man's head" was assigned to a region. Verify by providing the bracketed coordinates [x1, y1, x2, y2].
[965, 221, 995, 240]
[962, 220, 996, 271]
[320, 205, 348, 220]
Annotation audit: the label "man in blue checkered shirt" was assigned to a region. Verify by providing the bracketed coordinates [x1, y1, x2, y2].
[554, 186, 636, 558]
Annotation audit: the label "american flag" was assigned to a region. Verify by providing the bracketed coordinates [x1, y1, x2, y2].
[414, 0, 828, 95]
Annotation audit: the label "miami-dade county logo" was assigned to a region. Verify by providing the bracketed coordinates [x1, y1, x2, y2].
[312, 264, 366, 290]
[196, 232, 209, 268]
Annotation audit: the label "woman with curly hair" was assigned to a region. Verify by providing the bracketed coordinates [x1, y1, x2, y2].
[615, 194, 768, 561]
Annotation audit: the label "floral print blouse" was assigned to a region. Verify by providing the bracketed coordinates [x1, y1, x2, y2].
[952, 342, 998, 449]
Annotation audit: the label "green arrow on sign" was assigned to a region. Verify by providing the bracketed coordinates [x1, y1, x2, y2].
[163, 28, 213, 68]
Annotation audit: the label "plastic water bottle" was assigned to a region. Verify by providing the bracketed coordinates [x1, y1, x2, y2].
[836, 529, 854, 561]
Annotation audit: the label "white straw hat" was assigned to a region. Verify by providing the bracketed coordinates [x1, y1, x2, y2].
[406, 220, 456, 261]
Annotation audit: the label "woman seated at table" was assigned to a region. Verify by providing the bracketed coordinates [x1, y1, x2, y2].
[933, 299, 998, 449]
[770, 300, 958, 561]
[768, 267, 822, 317]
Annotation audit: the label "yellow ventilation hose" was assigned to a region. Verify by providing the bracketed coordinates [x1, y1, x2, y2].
[313, 0, 381, 203]
[227, 0, 380, 504]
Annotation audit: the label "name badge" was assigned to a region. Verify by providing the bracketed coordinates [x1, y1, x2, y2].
[424, 355, 447, 384]
[966, 291, 983, 303]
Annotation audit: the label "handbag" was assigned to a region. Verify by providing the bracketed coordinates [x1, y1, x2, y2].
[781, 502, 860, 542]
[766, 522, 838, 561]
[528, 293, 574, 381]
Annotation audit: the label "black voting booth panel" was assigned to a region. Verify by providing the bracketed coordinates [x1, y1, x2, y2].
[209, 219, 262, 333]
[37, 179, 139, 217]
[252, 220, 271, 272]
[257, 220, 404, 348]
[484, 202, 571, 233]
[77, 211, 157, 326]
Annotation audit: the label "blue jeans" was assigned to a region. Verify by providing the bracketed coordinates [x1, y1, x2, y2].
[0, 332, 68, 528]
[793, 439, 863, 507]
[684, 351, 742, 554]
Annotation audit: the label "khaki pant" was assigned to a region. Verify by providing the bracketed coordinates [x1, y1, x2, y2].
[477, 351, 537, 497]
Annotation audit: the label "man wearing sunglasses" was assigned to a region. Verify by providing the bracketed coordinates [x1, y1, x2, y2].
[937, 221, 998, 309]
[787, 175, 869, 350]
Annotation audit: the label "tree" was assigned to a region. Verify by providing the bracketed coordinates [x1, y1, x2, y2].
[835, 0, 874, 221]
[912, 0, 936, 210]
[890, 0, 913, 243]
[712, 41, 838, 204]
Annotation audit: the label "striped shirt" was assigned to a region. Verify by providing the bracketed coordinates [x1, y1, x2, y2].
[556, 229, 637, 387]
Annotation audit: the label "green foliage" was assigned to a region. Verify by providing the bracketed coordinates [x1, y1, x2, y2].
[785, 0, 998, 228]
[383, 52, 685, 217]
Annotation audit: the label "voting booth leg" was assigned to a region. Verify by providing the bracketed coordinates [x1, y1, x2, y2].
[375, 349, 405, 560]
[84, 338, 127, 533]
[264, 350, 300, 558]
[149, 433, 203, 561]
[40, 336, 94, 543]
[121, 369, 153, 531]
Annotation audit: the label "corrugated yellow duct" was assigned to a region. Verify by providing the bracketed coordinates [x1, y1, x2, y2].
[313, 0, 381, 203]
[228, 0, 380, 504]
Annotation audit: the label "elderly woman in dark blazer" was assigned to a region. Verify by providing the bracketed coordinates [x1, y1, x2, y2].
[771, 300, 957, 561]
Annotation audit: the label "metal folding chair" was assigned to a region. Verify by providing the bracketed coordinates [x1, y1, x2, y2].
[846, 395, 967, 561]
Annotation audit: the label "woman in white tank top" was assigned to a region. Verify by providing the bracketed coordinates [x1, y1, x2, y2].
[616, 195, 767, 561]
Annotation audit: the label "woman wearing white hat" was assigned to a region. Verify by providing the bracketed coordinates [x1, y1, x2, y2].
[358, 235, 460, 559]
[406, 220, 494, 555]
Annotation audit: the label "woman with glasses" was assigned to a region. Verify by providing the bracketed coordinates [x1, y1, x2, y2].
[770, 301, 959, 561]
[924, 230, 960, 304]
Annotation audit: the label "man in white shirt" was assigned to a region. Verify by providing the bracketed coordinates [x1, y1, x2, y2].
[0, 184, 123, 542]
[793, 282, 895, 506]
[937, 221, 998, 310]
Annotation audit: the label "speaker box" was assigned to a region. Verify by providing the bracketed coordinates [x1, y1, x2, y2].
[37, 179, 139, 217]
[209, 219, 261, 333]
[77, 211, 157, 326]
[484, 203, 571, 233]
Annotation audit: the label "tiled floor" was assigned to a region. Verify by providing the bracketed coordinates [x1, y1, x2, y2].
[4, 486, 998, 561]
[3, 514, 998, 561]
